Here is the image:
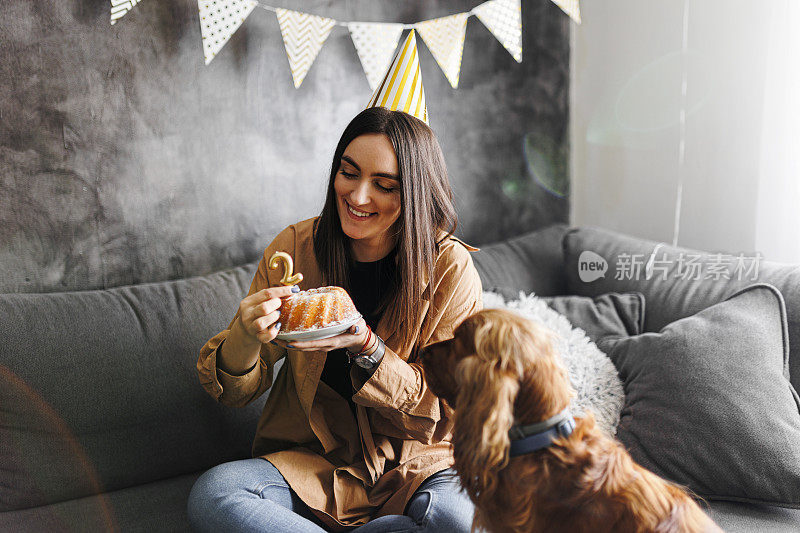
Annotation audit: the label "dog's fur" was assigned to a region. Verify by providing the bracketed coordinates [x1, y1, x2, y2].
[421, 308, 721, 533]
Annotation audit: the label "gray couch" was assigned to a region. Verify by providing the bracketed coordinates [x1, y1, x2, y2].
[2, 224, 798, 532]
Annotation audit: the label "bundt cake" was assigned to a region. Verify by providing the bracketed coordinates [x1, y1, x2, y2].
[277, 286, 360, 334]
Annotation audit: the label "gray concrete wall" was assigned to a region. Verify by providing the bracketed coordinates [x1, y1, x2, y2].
[0, 0, 569, 293]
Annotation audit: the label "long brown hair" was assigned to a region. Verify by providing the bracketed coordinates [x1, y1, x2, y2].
[313, 107, 457, 355]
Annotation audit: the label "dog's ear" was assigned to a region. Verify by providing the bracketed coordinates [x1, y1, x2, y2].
[452, 318, 520, 502]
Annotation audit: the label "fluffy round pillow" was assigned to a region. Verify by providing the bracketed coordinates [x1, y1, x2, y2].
[482, 291, 625, 434]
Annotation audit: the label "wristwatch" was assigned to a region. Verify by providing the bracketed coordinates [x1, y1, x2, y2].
[354, 337, 386, 370]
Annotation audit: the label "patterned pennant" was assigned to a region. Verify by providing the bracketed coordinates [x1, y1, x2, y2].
[550, 0, 582, 24]
[110, 0, 144, 25]
[348, 22, 405, 92]
[415, 12, 470, 89]
[473, 0, 522, 62]
[276, 9, 336, 89]
[366, 30, 428, 125]
[197, 0, 258, 65]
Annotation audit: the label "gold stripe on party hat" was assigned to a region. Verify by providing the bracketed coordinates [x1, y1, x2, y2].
[366, 30, 429, 125]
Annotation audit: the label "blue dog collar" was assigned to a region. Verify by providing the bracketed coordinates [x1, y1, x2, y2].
[508, 408, 576, 457]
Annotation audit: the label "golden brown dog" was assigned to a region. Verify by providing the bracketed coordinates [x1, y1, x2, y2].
[421, 308, 721, 533]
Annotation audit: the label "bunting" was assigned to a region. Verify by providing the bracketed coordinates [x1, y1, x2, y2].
[110, 0, 144, 25]
[473, 0, 523, 62]
[197, 0, 258, 65]
[415, 12, 470, 89]
[348, 22, 405, 91]
[276, 8, 336, 88]
[550, 0, 582, 24]
[111, 0, 583, 90]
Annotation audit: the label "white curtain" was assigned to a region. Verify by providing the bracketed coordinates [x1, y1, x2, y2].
[755, 0, 800, 264]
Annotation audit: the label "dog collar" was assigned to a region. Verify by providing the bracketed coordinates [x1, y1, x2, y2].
[508, 408, 576, 457]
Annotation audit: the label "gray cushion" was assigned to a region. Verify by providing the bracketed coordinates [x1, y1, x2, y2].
[0, 263, 265, 510]
[473, 223, 570, 298]
[708, 501, 800, 533]
[542, 292, 645, 344]
[563, 226, 800, 391]
[0, 471, 201, 532]
[598, 284, 800, 508]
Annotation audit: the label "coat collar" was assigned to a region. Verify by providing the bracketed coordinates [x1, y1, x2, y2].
[379, 231, 478, 350]
[413, 231, 479, 294]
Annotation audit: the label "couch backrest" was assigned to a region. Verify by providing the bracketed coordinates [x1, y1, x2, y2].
[471, 224, 570, 298]
[0, 263, 265, 511]
[562, 226, 800, 391]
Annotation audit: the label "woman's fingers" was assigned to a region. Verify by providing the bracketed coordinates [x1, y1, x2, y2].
[282, 331, 361, 352]
[256, 299, 280, 316]
[257, 285, 296, 301]
[253, 310, 281, 334]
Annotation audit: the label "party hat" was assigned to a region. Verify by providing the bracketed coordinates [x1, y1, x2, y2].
[366, 30, 429, 125]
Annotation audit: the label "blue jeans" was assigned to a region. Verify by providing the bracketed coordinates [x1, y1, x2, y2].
[187, 458, 475, 532]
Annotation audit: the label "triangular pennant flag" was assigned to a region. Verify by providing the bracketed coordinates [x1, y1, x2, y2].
[415, 12, 470, 89]
[110, 0, 144, 25]
[550, 0, 582, 24]
[348, 22, 405, 92]
[197, 0, 258, 65]
[473, 0, 522, 62]
[366, 31, 428, 125]
[275, 9, 336, 89]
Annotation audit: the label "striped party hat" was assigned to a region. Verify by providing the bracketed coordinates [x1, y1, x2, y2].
[366, 30, 429, 125]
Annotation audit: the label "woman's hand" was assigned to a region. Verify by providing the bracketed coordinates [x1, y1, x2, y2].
[273, 317, 369, 353]
[236, 285, 297, 345]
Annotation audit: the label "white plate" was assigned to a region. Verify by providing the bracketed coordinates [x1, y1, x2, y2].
[274, 315, 362, 342]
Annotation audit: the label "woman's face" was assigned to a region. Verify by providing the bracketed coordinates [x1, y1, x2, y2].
[334, 133, 402, 258]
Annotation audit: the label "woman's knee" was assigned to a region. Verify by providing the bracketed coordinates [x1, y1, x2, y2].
[186, 459, 284, 525]
[188, 462, 232, 526]
[408, 469, 475, 532]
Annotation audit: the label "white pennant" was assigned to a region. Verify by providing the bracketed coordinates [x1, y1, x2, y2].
[276, 9, 336, 89]
[110, 0, 144, 25]
[473, 0, 522, 62]
[415, 12, 470, 89]
[197, 0, 258, 65]
[348, 23, 405, 92]
[550, 0, 582, 24]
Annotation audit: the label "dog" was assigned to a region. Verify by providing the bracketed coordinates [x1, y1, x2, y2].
[420, 308, 722, 533]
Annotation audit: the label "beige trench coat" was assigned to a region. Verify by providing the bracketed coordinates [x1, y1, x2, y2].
[197, 217, 483, 530]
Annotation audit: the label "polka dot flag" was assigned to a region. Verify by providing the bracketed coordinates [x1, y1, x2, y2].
[415, 12, 470, 89]
[473, 0, 522, 63]
[551, 0, 582, 24]
[197, 0, 259, 65]
[348, 22, 405, 92]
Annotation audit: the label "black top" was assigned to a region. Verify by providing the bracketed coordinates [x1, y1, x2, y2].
[320, 248, 397, 415]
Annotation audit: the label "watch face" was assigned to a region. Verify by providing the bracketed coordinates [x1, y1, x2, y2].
[355, 356, 374, 369]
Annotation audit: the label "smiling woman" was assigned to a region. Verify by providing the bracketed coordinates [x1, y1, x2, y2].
[334, 134, 402, 262]
[190, 106, 484, 532]
[314, 108, 460, 355]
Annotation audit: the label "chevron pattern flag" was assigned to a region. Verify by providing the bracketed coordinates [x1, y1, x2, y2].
[473, 0, 522, 62]
[366, 31, 428, 125]
[348, 22, 405, 92]
[551, 0, 582, 24]
[276, 8, 336, 88]
[197, 0, 258, 65]
[415, 12, 470, 89]
[110, 0, 143, 25]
